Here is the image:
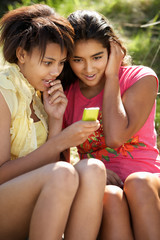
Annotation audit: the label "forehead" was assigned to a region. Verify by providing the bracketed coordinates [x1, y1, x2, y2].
[73, 39, 106, 56]
[30, 42, 67, 59]
[44, 42, 67, 58]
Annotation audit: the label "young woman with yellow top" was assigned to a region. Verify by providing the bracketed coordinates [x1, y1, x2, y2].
[0, 5, 106, 240]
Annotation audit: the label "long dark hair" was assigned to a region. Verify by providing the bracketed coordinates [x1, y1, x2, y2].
[0, 4, 74, 63]
[61, 10, 131, 90]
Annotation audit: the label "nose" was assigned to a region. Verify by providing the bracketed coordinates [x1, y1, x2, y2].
[50, 65, 62, 78]
[84, 60, 93, 73]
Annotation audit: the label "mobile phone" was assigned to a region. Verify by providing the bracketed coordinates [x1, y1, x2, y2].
[82, 107, 100, 121]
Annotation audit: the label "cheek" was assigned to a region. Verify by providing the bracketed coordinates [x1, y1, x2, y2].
[99, 59, 108, 71]
[59, 65, 64, 74]
[70, 63, 82, 75]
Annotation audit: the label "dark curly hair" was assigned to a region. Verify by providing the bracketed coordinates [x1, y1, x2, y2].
[0, 4, 74, 63]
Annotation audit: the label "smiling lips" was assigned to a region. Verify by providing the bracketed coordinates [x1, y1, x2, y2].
[84, 74, 96, 80]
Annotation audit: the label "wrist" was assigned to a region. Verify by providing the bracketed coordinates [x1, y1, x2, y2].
[51, 131, 68, 153]
[105, 73, 119, 80]
[48, 118, 63, 138]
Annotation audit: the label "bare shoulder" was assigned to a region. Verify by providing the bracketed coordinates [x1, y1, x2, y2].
[0, 91, 11, 166]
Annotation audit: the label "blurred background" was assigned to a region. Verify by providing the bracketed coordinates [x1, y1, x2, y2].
[0, 0, 160, 151]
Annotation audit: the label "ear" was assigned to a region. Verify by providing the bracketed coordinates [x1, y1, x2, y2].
[16, 47, 27, 63]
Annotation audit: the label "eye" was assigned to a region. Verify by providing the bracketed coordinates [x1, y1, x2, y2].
[72, 58, 82, 63]
[60, 60, 66, 66]
[43, 61, 52, 66]
[93, 56, 102, 60]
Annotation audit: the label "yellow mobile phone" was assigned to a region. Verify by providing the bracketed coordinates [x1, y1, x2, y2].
[82, 107, 100, 121]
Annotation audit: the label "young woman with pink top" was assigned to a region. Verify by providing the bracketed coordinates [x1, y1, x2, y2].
[62, 10, 160, 240]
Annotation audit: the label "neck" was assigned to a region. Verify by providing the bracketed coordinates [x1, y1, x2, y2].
[79, 79, 104, 99]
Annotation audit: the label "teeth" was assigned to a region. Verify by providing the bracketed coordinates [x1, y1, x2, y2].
[46, 80, 52, 83]
[87, 75, 94, 77]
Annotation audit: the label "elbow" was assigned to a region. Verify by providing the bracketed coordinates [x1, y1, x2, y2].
[104, 135, 123, 149]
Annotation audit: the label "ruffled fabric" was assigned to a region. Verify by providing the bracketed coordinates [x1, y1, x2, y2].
[0, 63, 48, 159]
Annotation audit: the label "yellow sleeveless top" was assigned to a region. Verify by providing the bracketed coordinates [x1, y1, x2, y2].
[0, 63, 48, 160]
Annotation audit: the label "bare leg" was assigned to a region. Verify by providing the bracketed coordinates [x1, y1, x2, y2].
[99, 185, 134, 240]
[124, 172, 160, 240]
[0, 162, 79, 240]
[64, 158, 106, 240]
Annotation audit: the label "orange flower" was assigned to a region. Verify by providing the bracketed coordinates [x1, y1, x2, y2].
[117, 144, 134, 157]
[116, 136, 145, 158]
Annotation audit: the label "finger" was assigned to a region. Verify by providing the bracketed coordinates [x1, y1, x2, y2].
[48, 91, 67, 103]
[112, 174, 123, 187]
[50, 79, 62, 85]
[107, 174, 117, 185]
[78, 124, 100, 134]
[48, 83, 64, 95]
[110, 176, 123, 187]
[106, 169, 123, 187]
[107, 178, 119, 186]
[49, 96, 68, 106]
[79, 120, 100, 128]
[107, 179, 112, 185]
[110, 41, 124, 53]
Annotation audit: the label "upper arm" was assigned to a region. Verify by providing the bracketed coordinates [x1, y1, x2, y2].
[122, 75, 157, 135]
[0, 91, 11, 166]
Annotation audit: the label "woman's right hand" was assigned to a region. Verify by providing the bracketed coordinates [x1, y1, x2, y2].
[43, 80, 68, 120]
[60, 120, 100, 149]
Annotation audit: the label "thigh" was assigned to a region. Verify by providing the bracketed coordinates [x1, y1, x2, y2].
[0, 162, 71, 239]
[64, 159, 106, 240]
[124, 172, 160, 239]
[99, 185, 134, 240]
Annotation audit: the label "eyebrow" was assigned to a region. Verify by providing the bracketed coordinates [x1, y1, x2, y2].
[44, 56, 67, 61]
[73, 51, 104, 58]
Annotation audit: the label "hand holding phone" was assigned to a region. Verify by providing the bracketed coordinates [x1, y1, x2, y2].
[82, 107, 99, 121]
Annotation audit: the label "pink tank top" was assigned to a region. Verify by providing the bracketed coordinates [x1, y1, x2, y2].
[64, 65, 160, 181]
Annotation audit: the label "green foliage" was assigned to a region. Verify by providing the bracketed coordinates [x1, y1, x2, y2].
[8, 0, 46, 10]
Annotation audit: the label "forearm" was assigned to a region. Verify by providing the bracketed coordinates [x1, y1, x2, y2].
[0, 119, 101, 183]
[0, 133, 68, 184]
[47, 117, 63, 139]
[103, 75, 129, 148]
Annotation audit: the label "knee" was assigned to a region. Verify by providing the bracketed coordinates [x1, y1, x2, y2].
[43, 162, 79, 195]
[124, 172, 155, 200]
[76, 158, 106, 187]
[104, 185, 124, 209]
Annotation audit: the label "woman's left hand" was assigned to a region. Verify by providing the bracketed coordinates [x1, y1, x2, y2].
[105, 41, 124, 78]
[106, 169, 124, 188]
[43, 79, 68, 120]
